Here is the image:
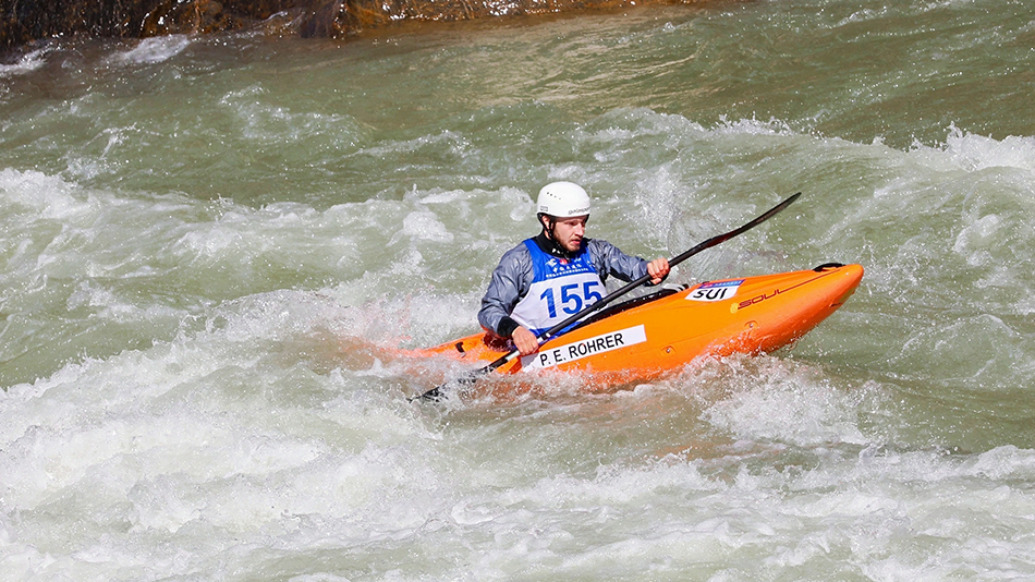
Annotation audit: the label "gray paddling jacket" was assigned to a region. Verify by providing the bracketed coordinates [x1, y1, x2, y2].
[478, 233, 651, 339]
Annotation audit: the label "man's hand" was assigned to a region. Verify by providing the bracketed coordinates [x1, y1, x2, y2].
[647, 257, 670, 285]
[511, 326, 540, 356]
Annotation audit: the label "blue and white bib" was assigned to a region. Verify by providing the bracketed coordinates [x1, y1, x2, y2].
[510, 239, 606, 336]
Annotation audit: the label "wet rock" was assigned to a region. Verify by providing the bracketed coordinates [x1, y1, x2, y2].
[1, 0, 699, 56]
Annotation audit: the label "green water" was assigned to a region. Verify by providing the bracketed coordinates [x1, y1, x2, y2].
[2, 0, 1035, 579]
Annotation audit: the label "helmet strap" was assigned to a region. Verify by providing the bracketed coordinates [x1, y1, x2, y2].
[538, 214, 574, 257]
[538, 213, 556, 238]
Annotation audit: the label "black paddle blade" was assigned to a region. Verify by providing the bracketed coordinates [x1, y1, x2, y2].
[411, 348, 514, 402]
[412, 374, 480, 402]
[412, 387, 443, 402]
[411, 362, 495, 402]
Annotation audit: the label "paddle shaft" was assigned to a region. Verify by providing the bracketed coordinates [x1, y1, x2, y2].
[416, 192, 801, 401]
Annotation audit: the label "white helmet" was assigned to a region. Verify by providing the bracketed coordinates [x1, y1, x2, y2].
[536, 181, 591, 218]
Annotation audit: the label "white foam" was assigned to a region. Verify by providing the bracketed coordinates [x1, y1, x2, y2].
[0, 168, 95, 219]
[0, 47, 50, 76]
[698, 356, 874, 447]
[395, 209, 455, 244]
[715, 115, 797, 137]
[911, 125, 1035, 174]
[111, 35, 193, 65]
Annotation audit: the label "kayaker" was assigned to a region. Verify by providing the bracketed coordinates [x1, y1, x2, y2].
[478, 181, 671, 356]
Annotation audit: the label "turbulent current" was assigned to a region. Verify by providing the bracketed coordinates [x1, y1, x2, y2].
[2, 0, 1035, 579]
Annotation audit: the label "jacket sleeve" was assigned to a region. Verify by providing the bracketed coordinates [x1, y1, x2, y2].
[478, 244, 533, 337]
[587, 239, 651, 283]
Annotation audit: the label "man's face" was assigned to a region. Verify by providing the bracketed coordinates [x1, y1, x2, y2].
[549, 215, 589, 253]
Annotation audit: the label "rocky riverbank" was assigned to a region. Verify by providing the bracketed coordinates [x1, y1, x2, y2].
[1, 0, 699, 57]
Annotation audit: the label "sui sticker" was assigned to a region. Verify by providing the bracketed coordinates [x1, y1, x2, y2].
[686, 279, 744, 302]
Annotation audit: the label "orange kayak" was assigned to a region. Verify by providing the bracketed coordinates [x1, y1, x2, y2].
[416, 263, 863, 387]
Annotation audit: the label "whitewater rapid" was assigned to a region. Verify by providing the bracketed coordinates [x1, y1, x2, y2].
[3, 1, 1035, 579]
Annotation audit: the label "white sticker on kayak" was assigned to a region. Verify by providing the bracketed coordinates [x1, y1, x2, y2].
[521, 325, 647, 370]
[686, 279, 744, 302]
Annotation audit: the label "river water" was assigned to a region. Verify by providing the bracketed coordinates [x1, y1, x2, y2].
[2, 0, 1035, 579]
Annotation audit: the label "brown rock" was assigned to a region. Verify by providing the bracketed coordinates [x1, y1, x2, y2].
[1, 0, 705, 57]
